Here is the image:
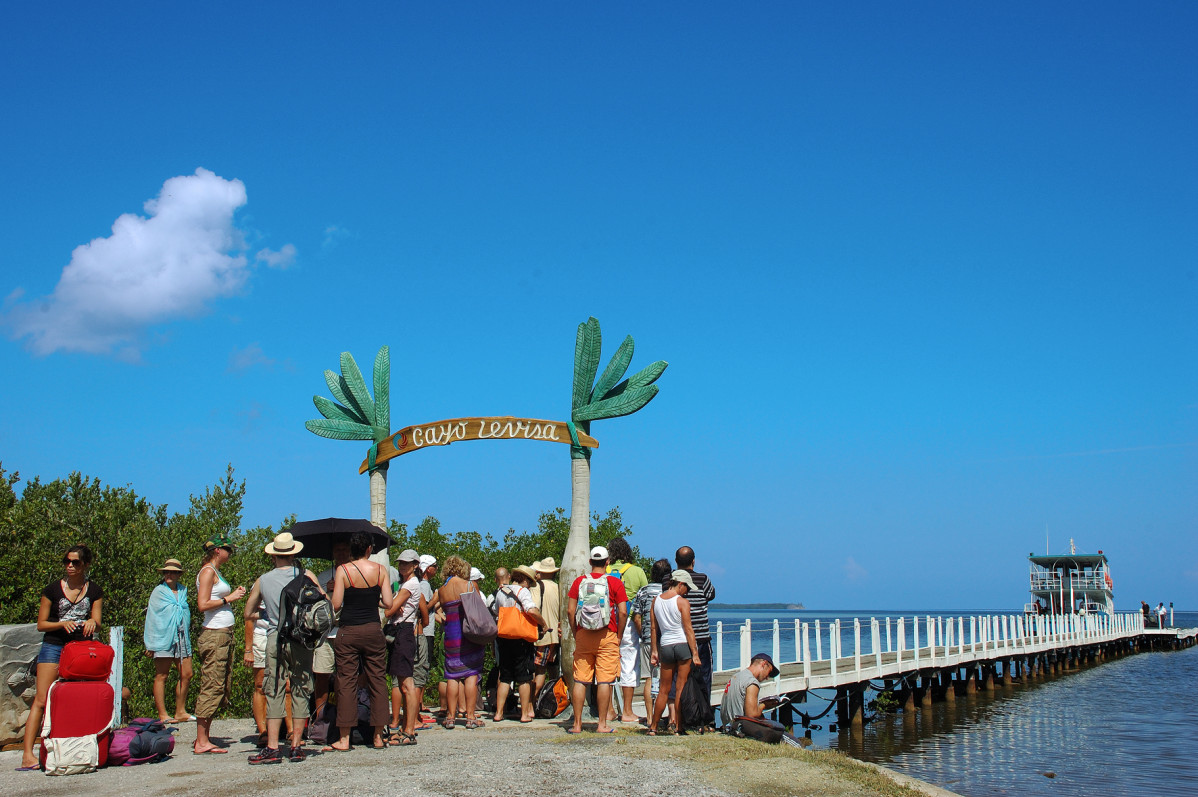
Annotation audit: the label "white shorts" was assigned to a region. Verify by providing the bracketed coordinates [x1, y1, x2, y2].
[252, 629, 267, 669]
[618, 622, 641, 688]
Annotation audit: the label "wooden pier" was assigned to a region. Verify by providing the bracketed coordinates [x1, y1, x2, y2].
[698, 612, 1196, 730]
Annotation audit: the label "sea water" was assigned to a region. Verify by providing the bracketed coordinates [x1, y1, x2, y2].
[708, 609, 1198, 797]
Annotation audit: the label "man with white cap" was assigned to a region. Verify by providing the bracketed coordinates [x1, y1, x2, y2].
[415, 554, 438, 724]
[244, 532, 323, 764]
[566, 546, 628, 733]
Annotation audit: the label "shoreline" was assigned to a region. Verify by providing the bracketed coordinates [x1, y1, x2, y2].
[0, 716, 960, 797]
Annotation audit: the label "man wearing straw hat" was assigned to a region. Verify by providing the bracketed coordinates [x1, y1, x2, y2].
[531, 557, 562, 698]
[243, 532, 322, 765]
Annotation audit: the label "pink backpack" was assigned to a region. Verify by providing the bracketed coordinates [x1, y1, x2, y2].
[108, 719, 176, 766]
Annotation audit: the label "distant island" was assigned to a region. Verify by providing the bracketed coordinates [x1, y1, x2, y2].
[709, 602, 805, 611]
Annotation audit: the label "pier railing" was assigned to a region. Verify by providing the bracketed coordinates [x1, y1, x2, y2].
[711, 610, 1149, 686]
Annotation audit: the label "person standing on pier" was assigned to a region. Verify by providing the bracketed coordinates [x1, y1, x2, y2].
[675, 546, 716, 717]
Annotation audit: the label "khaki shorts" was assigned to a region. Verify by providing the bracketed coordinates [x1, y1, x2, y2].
[573, 628, 619, 685]
[414, 634, 431, 688]
[312, 636, 335, 675]
[252, 629, 267, 669]
[262, 631, 313, 721]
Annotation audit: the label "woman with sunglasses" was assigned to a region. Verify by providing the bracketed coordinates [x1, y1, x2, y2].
[18, 544, 104, 771]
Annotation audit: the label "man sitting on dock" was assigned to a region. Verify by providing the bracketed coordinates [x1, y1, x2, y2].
[719, 653, 779, 730]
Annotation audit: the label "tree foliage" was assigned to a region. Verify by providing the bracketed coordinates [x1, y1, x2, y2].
[0, 462, 659, 713]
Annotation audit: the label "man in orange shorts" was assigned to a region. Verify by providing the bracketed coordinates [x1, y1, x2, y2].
[566, 546, 628, 734]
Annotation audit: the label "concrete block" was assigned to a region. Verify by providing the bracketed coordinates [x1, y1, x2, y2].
[0, 624, 41, 748]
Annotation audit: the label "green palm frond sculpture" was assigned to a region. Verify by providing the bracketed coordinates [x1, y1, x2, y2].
[306, 347, 391, 452]
[305, 346, 392, 534]
[568, 317, 667, 457]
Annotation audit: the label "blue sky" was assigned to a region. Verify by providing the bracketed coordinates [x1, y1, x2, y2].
[2, 3, 1194, 610]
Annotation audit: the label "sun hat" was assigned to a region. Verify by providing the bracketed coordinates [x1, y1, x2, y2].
[670, 569, 698, 591]
[589, 546, 609, 562]
[534, 556, 559, 574]
[751, 652, 780, 678]
[396, 549, 420, 563]
[264, 532, 304, 556]
[469, 567, 484, 581]
[158, 558, 184, 573]
[418, 554, 437, 569]
[513, 565, 539, 584]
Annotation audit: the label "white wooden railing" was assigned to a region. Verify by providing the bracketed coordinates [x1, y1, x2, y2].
[711, 610, 1149, 682]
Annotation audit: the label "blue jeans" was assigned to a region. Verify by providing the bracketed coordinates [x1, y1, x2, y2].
[37, 642, 64, 664]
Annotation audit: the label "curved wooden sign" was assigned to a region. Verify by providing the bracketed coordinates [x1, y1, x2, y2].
[359, 416, 599, 473]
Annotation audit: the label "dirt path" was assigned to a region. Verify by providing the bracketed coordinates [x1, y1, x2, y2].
[0, 717, 958, 797]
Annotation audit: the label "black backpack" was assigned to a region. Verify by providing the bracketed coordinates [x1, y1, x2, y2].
[679, 674, 715, 732]
[278, 567, 334, 650]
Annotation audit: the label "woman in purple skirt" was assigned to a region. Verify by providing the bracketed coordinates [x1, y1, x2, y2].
[434, 555, 485, 729]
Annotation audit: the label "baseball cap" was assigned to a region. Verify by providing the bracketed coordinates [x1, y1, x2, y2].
[396, 549, 419, 563]
[469, 567, 484, 581]
[751, 652, 780, 678]
[589, 546, 609, 561]
[418, 554, 437, 569]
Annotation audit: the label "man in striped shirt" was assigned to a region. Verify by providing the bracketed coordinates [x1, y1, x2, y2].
[675, 546, 716, 719]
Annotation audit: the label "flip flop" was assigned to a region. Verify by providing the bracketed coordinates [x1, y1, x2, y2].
[519, 718, 534, 723]
[566, 728, 583, 734]
[15, 764, 39, 771]
[320, 745, 352, 753]
[173, 715, 197, 723]
[193, 747, 228, 754]
[596, 727, 617, 734]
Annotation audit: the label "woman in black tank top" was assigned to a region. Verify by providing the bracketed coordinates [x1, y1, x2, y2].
[327, 532, 394, 751]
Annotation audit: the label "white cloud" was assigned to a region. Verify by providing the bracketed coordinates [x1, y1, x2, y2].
[322, 225, 353, 251]
[5, 168, 291, 358]
[255, 244, 296, 269]
[843, 556, 868, 583]
[228, 342, 275, 373]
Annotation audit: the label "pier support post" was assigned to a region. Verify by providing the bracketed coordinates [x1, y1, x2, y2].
[902, 683, 915, 712]
[849, 685, 865, 732]
[965, 667, 978, 693]
[920, 673, 934, 708]
[941, 669, 955, 702]
[983, 664, 995, 692]
[835, 688, 849, 729]
[1003, 659, 1013, 686]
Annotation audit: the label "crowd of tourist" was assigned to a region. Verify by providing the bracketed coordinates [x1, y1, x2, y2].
[19, 531, 785, 770]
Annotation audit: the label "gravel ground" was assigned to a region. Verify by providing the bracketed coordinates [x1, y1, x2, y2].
[0, 716, 957, 797]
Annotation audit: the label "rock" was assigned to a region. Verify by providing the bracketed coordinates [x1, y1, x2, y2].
[0, 624, 41, 748]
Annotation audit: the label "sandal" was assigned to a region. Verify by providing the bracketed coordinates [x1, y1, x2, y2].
[464, 720, 483, 729]
[395, 732, 417, 746]
[441, 719, 456, 730]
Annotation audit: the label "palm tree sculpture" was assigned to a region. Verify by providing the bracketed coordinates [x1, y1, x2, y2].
[305, 346, 392, 547]
[560, 317, 667, 680]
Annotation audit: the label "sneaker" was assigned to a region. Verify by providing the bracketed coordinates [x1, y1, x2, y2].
[248, 747, 283, 765]
[288, 746, 308, 763]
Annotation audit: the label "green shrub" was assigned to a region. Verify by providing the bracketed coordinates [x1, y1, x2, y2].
[0, 462, 657, 716]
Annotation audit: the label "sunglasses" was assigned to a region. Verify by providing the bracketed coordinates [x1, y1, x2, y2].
[63, 558, 83, 567]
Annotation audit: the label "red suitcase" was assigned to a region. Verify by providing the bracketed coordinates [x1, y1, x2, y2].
[58, 640, 114, 681]
[39, 680, 114, 770]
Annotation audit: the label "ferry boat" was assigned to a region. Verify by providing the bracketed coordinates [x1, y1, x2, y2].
[1024, 543, 1114, 616]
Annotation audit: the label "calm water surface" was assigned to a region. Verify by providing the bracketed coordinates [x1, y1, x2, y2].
[710, 609, 1198, 797]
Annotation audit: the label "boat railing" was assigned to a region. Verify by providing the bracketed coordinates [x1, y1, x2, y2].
[709, 609, 1149, 680]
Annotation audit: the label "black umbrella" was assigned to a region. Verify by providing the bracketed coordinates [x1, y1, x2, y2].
[285, 517, 396, 560]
